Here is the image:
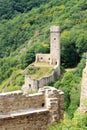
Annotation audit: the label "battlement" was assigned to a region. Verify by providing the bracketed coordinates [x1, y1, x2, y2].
[0, 86, 64, 130]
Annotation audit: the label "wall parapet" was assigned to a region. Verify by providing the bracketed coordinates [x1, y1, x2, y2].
[0, 90, 44, 114]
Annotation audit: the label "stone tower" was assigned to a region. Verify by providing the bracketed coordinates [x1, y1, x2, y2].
[50, 26, 60, 67]
[80, 59, 87, 112]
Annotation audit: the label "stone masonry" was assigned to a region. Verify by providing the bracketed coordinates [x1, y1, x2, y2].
[80, 60, 87, 112]
[0, 86, 64, 130]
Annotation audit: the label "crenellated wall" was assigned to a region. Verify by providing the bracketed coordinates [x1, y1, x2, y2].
[0, 86, 64, 130]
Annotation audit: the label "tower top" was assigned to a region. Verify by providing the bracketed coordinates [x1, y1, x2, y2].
[50, 26, 60, 33]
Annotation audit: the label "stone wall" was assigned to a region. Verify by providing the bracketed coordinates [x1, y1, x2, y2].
[22, 66, 60, 93]
[0, 91, 44, 114]
[0, 110, 50, 130]
[80, 64, 87, 112]
[0, 86, 64, 130]
[36, 53, 51, 63]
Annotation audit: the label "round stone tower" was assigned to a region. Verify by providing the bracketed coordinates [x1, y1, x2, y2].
[50, 26, 60, 68]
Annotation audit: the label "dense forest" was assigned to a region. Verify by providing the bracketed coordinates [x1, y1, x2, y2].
[0, 0, 87, 129]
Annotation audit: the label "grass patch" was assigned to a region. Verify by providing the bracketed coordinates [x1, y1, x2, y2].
[0, 69, 24, 93]
[24, 62, 54, 79]
[27, 90, 38, 94]
[5, 86, 21, 92]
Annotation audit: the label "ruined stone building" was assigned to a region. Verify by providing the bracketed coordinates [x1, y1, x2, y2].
[22, 26, 61, 93]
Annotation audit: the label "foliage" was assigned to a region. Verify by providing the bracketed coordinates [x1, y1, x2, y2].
[0, 69, 24, 92]
[0, 0, 87, 61]
[48, 112, 87, 130]
[53, 55, 86, 118]
[0, 0, 50, 19]
[0, 42, 49, 88]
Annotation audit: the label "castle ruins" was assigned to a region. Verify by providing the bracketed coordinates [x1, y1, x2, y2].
[22, 26, 60, 93]
[36, 26, 60, 67]
[0, 26, 64, 130]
